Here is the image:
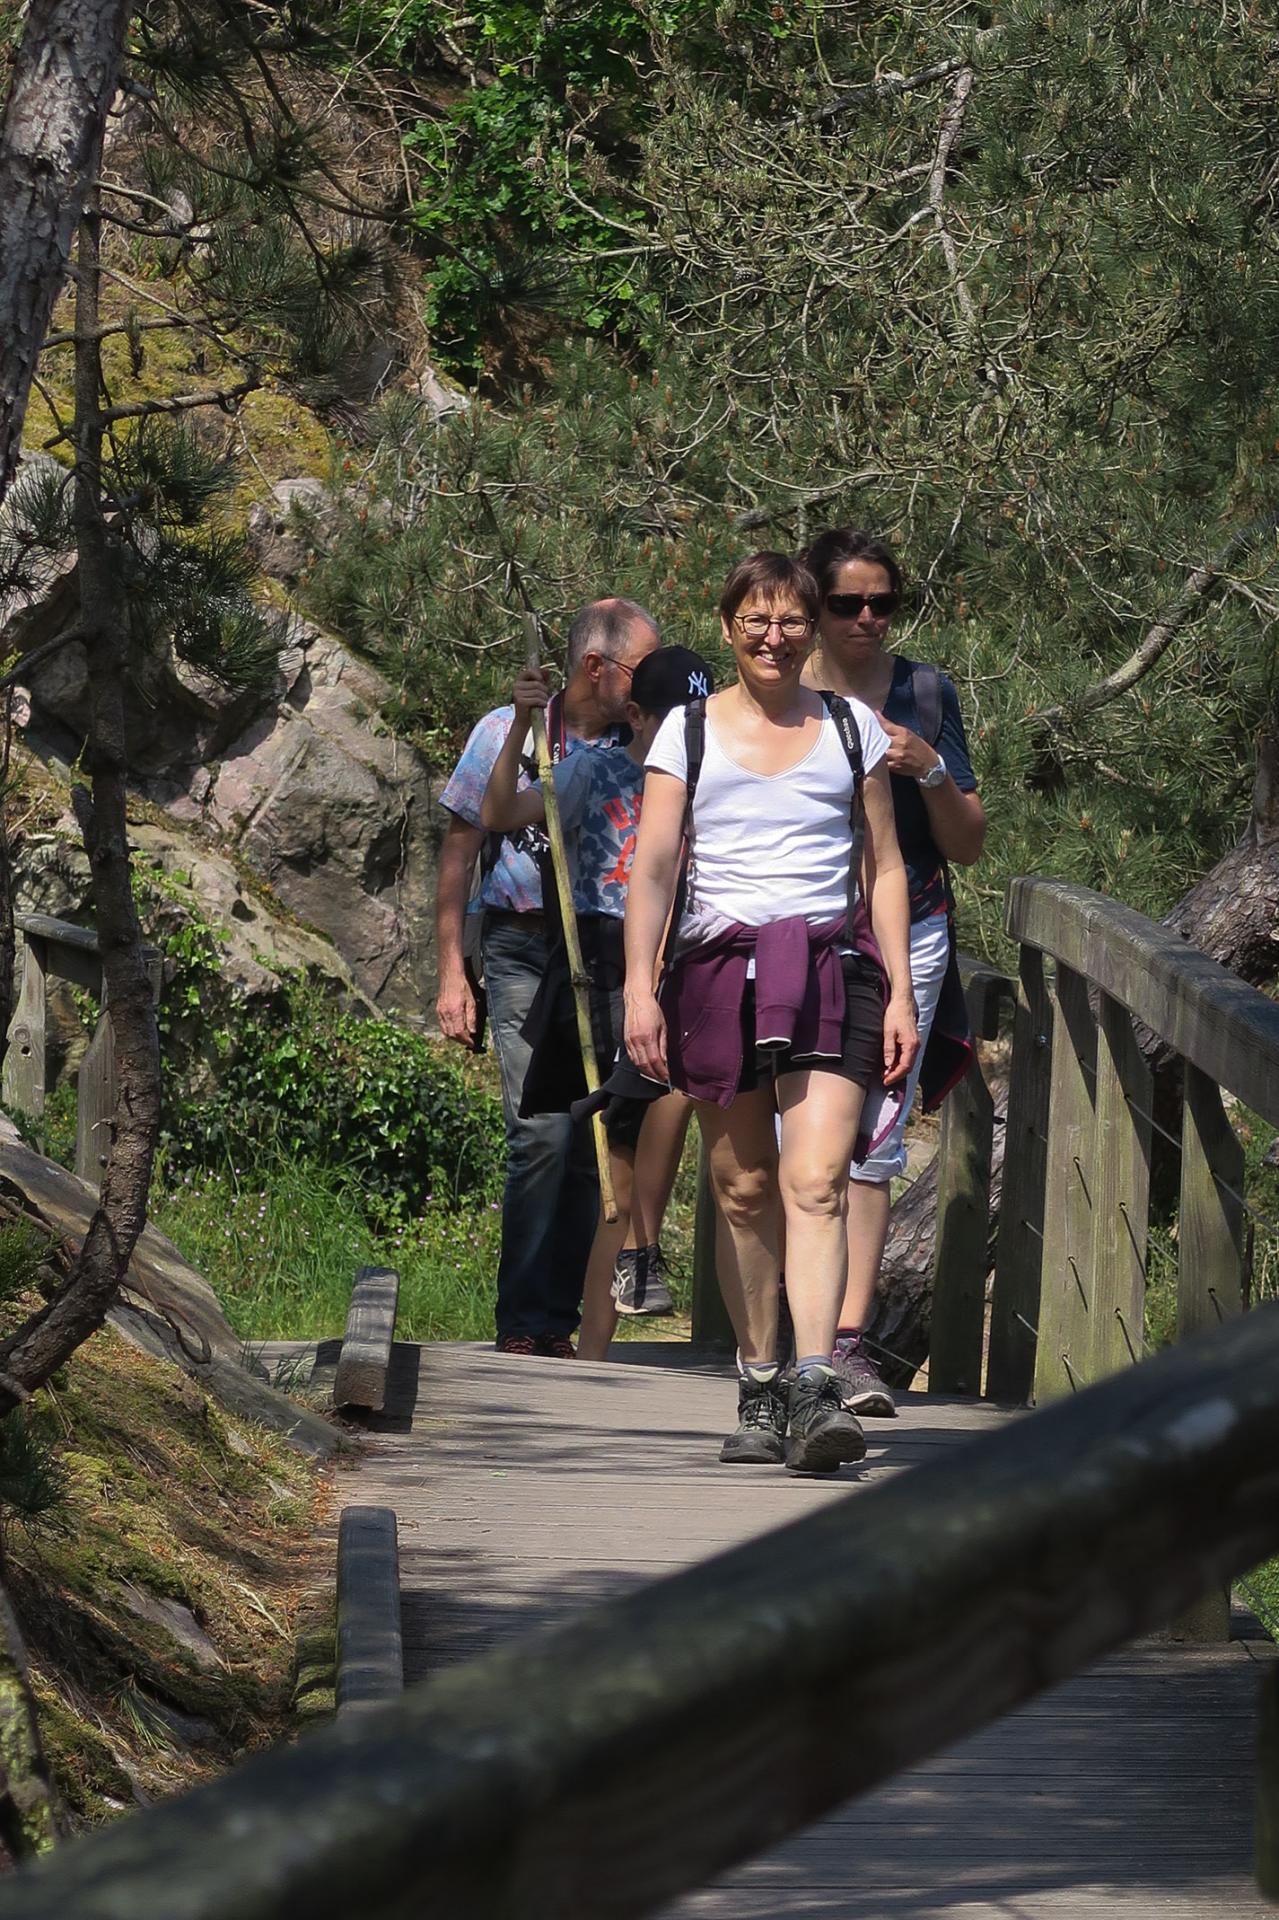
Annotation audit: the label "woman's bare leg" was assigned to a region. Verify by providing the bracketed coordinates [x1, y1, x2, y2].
[775, 1071, 867, 1360]
[576, 1145, 633, 1361]
[625, 1091, 693, 1250]
[696, 1089, 781, 1365]
[840, 1179, 891, 1329]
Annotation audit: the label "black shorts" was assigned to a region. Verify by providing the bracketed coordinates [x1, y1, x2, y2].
[736, 952, 884, 1096]
[601, 1094, 649, 1151]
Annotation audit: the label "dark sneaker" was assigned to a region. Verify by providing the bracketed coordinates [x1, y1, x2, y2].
[720, 1366, 788, 1464]
[612, 1245, 674, 1316]
[832, 1334, 897, 1417]
[636, 1244, 674, 1316]
[612, 1246, 647, 1315]
[536, 1334, 576, 1358]
[495, 1334, 538, 1356]
[786, 1365, 867, 1474]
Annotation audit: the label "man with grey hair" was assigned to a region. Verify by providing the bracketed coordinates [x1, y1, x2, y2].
[436, 596, 660, 1355]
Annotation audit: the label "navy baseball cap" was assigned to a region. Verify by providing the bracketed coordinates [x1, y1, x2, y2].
[629, 645, 715, 715]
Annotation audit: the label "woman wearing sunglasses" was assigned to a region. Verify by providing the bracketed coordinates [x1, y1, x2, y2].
[623, 550, 918, 1473]
[801, 527, 986, 1417]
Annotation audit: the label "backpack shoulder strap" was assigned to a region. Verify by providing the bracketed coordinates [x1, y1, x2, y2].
[819, 690, 867, 942]
[818, 689, 865, 783]
[658, 700, 706, 980]
[684, 696, 706, 800]
[911, 661, 943, 747]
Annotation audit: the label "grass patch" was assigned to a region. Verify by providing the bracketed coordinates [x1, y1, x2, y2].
[152, 1155, 501, 1342]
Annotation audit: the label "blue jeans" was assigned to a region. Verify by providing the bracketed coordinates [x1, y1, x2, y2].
[482, 914, 600, 1341]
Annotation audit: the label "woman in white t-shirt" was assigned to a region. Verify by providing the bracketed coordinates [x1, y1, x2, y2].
[624, 550, 917, 1474]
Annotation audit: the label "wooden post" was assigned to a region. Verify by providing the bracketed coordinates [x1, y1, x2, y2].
[333, 1267, 400, 1415]
[1174, 1063, 1246, 1643]
[1087, 992, 1152, 1380]
[986, 947, 1052, 1403]
[1033, 961, 1097, 1403]
[336, 1506, 403, 1716]
[928, 976, 998, 1396]
[74, 997, 116, 1187]
[1257, 1661, 1279, 1902]
[2, 931, 48, 1128]
[690, 1137, 734, 1351]
[1179, 1064, 1245, 1338]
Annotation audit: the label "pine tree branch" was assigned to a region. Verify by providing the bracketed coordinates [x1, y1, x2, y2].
[39, 377, 261, 448]
[927, 67, 978, 339]
[808, 28, 1002, 125]
[98, 377, 259, 424]
[1028, 506, 1279, 735]
[732, 483, 844, 533]
[41, 316, 190, 351]
[0, 628, 89, 693]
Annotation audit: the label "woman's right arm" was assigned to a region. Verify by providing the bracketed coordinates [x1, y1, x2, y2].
[623, 769, 687, 1080]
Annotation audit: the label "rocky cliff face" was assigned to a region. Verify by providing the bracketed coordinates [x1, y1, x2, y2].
[5, 468, 445, 1023]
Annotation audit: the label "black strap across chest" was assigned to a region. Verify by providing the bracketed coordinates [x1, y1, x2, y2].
[665, 691, 867, 968]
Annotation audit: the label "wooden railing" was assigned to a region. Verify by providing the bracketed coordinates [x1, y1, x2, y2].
[956, 881, 1279, 1418]
[1, 913, 159, 1189]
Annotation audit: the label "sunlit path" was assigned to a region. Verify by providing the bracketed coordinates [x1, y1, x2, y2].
[341, 1340, 1273, 1920]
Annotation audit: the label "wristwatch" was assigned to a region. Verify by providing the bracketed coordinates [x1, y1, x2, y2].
[918, 756, 947, 790]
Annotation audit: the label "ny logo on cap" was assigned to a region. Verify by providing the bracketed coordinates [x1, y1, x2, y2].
[687, 670, 710, 698]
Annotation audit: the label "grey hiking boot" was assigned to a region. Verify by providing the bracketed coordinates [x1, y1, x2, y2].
[720, 1366, 788, 1464]
[612, 1245, 674, 1316]
[786, 1365, 867, 1474]
[832, 1333, 897, 1417]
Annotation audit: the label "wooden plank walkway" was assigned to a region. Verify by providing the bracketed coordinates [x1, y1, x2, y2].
[344, 1341, 1275, 1920]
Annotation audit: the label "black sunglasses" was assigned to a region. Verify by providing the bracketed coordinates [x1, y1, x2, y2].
[825, 591, 898, 619]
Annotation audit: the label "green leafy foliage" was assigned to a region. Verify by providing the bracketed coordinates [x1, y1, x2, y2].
[163, 980, 503, 1214]
[365, 0, 808, 369]
[304, 0, 1279, 966]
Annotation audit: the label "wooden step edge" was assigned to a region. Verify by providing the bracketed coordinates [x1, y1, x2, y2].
[333, 1264, 399, 1413]
[335, 1504, 402, 1717]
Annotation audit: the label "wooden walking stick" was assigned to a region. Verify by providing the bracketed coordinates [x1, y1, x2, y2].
[473, 486, 617, 1221]
[520, 611, 619, 1222]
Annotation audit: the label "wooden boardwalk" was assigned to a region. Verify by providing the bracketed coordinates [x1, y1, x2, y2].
[345, 1340, 1275, 1920]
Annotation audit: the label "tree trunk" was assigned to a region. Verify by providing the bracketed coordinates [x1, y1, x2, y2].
[0, 1571, 65, 1859]
[0, 699, 16, 1071]
[868, 713, 1279, 1386]
[867, 1084, 1008, 1388]
[1162, 709, 1279, 983]
[0, 202, 161, 1414]
[0, 0, 131, 508]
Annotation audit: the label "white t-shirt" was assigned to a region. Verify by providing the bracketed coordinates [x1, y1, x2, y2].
[645, 697, 889, 941]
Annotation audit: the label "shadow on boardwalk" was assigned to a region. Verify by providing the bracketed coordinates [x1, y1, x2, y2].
[348, 1341, 1273, 1920]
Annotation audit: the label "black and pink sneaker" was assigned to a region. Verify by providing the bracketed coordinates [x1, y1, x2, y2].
[832, 1333, 897, 1417]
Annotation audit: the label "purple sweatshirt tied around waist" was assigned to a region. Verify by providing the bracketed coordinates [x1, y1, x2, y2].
[663, 915, 846, 1109]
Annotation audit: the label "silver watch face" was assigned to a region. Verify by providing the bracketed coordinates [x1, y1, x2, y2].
[919, 758, 947, 789]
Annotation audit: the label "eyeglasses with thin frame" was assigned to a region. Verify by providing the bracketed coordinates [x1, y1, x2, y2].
[824, 591, 899, 620]
[733, 612, 813, 641]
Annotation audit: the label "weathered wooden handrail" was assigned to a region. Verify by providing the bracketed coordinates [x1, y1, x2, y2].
[992, 882, 1279, 1638]
[1, 913, 159, 1189]
[6, 1303, 1279, 1920]
[928, 954, 1014, 1394]
[1006, 877, 1279, 1122]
